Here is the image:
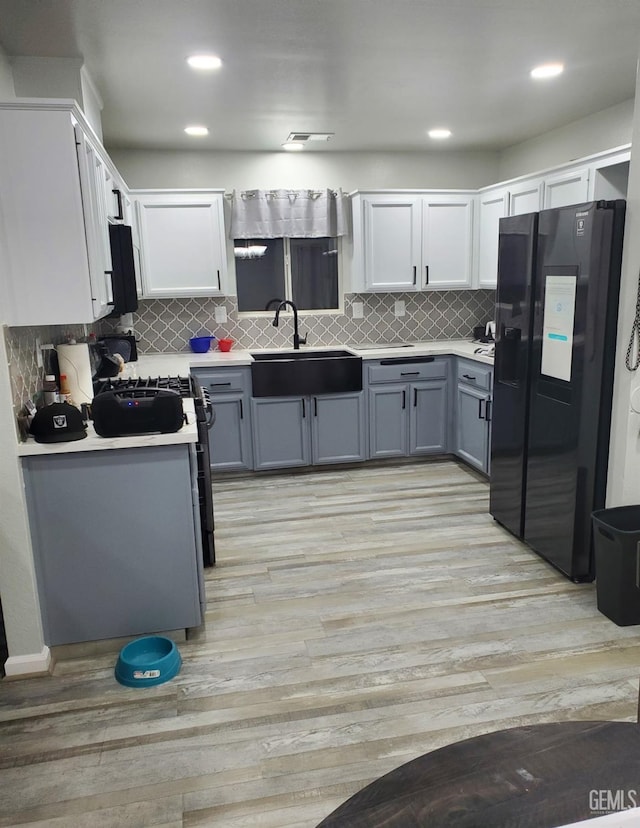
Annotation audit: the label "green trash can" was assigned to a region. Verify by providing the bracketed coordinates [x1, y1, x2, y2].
[592, 506, 640, 626]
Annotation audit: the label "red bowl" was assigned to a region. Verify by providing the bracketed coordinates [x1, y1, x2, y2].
[218, 338, 234, 352]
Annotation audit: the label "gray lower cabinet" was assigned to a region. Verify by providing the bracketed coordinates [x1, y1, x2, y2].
[454, 358, 493, 474]
[192, 368, 253, 471]
[251, 392, 366, 470]
[22, 444, 203, 646]
[366, 358, 449, 459]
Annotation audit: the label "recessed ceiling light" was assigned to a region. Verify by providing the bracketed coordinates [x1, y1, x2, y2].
[184, 125, 209, 136]
[428, 128, 452, 140]
[282, 141, 304, 152]
[531, 62, 564, 79]
[187, 54, 222, 70]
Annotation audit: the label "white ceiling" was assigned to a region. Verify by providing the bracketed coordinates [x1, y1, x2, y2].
[0, 0, 639, 153]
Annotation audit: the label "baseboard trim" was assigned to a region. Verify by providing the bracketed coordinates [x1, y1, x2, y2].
[4, 646, 52, 678]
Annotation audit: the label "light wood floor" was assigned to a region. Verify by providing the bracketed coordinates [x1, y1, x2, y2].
[1, 459, 639, 827]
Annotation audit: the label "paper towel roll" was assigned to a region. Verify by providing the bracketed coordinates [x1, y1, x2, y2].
[56, 343, 94, 406]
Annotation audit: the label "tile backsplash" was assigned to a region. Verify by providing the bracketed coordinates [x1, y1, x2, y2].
[103, 291, 496, 352]
[6, 324, 89, 413]
[7, 290, 496, 416]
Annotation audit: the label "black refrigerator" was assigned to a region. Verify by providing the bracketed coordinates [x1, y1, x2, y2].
[489, 199, 626, 582]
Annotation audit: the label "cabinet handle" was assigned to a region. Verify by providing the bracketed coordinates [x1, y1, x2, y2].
[463, 374, 476, 381]
[402, 390, 406, 410]
[412, 266, 417, 285]
[413, 388, 417, 407]
[302, 398, 306, 418]
[401, 371, 420, 376]
[216, 269, 221, 288]
[478, 398, 485, 419]
[485, 399, 492, 422]
[314, 397, 318, 416]
[112, 188, 124, 220]
[239, 399, 243, 419]
[210, 382, 231, 387]
[425, 265, 429, 285]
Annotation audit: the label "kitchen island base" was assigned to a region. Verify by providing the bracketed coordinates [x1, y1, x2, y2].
[23, 444, 203, 647]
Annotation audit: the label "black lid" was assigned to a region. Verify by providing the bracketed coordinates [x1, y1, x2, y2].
[30, 402, 87, 444]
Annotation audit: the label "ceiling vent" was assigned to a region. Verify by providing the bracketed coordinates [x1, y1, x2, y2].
[286, 132, 334, 143]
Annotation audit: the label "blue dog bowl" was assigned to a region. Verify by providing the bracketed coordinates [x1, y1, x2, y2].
[189, 335, 216, 353]
[115, 636, 182, 688]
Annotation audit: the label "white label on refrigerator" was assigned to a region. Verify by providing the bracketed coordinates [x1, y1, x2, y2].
[541, 274, 577, 382]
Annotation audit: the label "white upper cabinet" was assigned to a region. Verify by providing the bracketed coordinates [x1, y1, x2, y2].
[476, 188, 509, 289]
[361, 196, 422, 291]
[135, 191, 228, 298]
[0, 102, 120, 326]
[543, 168, 590, 209]
[508, 178, 544, 216]
[353, 192, 475, 292]
[422, 196, 474, 289]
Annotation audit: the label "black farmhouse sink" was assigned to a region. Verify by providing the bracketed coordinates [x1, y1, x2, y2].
[250, 349, 363, 397]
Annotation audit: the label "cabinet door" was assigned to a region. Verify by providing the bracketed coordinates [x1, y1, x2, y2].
[362, 197, 421, 291]
[251, 397, 310, 470]
[543, 168, 590, 209]
[509, 178, 544, 216]
[136, 192, 227, 298]
[476, 188, 509, 288]
[368, 385, 407, 458]
[311, 392, 366, 464]
[208, 394, 253, 471]
[455, 384, 490, 473]
[409, 381, 448, 455]
[75, 127, 114, 319]
[422, 197, 473, 289]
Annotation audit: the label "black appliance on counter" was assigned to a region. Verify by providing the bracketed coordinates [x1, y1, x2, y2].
[108, 224, 139, 316]
[490, 200, 626, 582]
[93, 376, 216, 567]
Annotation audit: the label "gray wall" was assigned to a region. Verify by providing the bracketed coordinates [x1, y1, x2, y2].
[0, 43, 15, 98]
[497, 99, 634, 182]
[110, 149, 500, 192]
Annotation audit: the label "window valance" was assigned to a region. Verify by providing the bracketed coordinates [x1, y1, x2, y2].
[229, 188, 349, 239]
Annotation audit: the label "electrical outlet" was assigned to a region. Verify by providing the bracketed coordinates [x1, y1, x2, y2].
[394, 300, 406, 317]
[352, 302, 364, 319]
[215, 306, 227, 324]
[35, 338, 43, 368]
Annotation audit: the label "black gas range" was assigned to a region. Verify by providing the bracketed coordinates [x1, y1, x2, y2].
[92, 375, 216, 567]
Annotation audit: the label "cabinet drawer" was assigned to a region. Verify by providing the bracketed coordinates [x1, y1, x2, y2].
[192, 369, 248, 393]
[367, 358, 448, 385]
[456, 360, 492, 390]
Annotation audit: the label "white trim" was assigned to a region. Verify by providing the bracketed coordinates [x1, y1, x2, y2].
[4, 646, 52, 678]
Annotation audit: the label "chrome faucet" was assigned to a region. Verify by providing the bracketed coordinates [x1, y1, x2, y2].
[272, 300, 307, 350]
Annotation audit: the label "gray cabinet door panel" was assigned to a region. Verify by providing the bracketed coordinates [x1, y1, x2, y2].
[251, 397, 310, 469]
[409, 381, 448, 455]
[23, 446, 202, 646]
[455, 383, 490, 472]
[312, 392, 366, 464]
[209, 393, 252, 471]
[369, 385, 406, 458]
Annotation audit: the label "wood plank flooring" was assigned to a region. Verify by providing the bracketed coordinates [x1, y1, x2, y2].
[1, 458, 640, 827]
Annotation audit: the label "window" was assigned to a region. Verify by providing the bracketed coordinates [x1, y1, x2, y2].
[234, 237, 339, 313]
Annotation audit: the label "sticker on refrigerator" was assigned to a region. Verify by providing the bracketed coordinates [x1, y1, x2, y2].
[541, 274, 577, 382]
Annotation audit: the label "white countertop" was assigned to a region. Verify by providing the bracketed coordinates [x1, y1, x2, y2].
[16, 340, 493, 456]
[18, 400, 198, 456]
[135, 338, 494, 375]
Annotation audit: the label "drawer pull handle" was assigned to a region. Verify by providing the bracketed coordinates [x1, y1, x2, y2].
[210, 382, 232, 387]
[401, 371, 420, 376]
[463, 374, 476, 381]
